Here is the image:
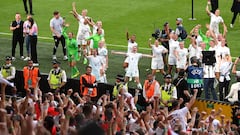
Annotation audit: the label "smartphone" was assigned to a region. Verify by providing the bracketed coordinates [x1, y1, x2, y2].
[106, 90, 110, 95]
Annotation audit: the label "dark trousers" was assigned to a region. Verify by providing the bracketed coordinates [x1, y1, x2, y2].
[12, 36, 24, 57]
[231, 12, 239, 25]
[25, 35, 31, 56]
[30, 35, 38, 63]
[53, 36, 66, 56]
[23, 0, 33, 14]
[204, 78, 218, 100]
[219, 78, 230, 101]
[210, 0, 218, 13]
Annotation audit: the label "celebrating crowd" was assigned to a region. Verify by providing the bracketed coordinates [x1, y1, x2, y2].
[1, 0, 240, 135]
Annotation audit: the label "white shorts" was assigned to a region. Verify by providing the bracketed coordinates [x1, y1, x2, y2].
[176, 62, 185, 69]
[168, 56, 177, 66]
[77, 35, 87, 45]
[77, 39, 87, 46]
[89, 40, 94, 49]
[151, 59, 164, 69]
[125, 69, 139, 78]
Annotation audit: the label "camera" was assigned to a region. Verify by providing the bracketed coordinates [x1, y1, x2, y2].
[152, 29, 161, 39]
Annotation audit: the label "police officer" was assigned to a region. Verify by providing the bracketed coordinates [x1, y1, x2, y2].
[0, 56, 16, 95]
[1, 56, 16, 81]
[160, 74, 177, 110]
[47, 60, 67, 94]
[112, 74, 124, 99]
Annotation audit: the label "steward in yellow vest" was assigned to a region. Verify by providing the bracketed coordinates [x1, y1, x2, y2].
[160, 74, 177, 108]
[0, 56, 16, 81]
[47, 60, 67, 93]
[112, 74, 124, 99]
[0, 56, 16, 96]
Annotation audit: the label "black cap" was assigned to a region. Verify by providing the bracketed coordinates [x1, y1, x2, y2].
[52, 60, 60, 64]
[5, 56, 12, 61]
[178, 70, 185, 77]
[164, 74, 172, 79]
[190, 56, 198, 64]
[116, 74, 124, 82]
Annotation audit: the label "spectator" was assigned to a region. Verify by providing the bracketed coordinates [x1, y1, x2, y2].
[50, 11, 68, 60]
[47, 60, 67, 94]
[10, 13, 24, 61]
[168, 89, 198, 132]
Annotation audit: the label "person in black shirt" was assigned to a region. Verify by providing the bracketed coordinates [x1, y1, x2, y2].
[173, 69, 190, 108]
[10, 13, 24, 61]
[160, 22, 172, 68]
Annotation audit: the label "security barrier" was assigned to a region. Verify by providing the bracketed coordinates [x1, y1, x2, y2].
[192, 98, 238, 122]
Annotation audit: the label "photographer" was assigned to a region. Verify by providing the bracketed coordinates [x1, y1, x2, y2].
[186, 56, 203, 97]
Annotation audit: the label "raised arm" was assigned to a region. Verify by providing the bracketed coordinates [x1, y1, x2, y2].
[72, 2, 79, 16]
[126, 30, 129, 41]
[232, 58, 239, 74]
[62, 25, 69, 40]
[186, 89, 198, 110]
[111, 50, 127, 56]
[222, 23, 228, 38]
[148, 38, 152, 48]
[206, 2, 211, 16]
[142, 54, 154, 58]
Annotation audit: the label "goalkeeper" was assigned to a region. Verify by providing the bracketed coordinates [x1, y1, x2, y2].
[62, 24, 80, 78]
